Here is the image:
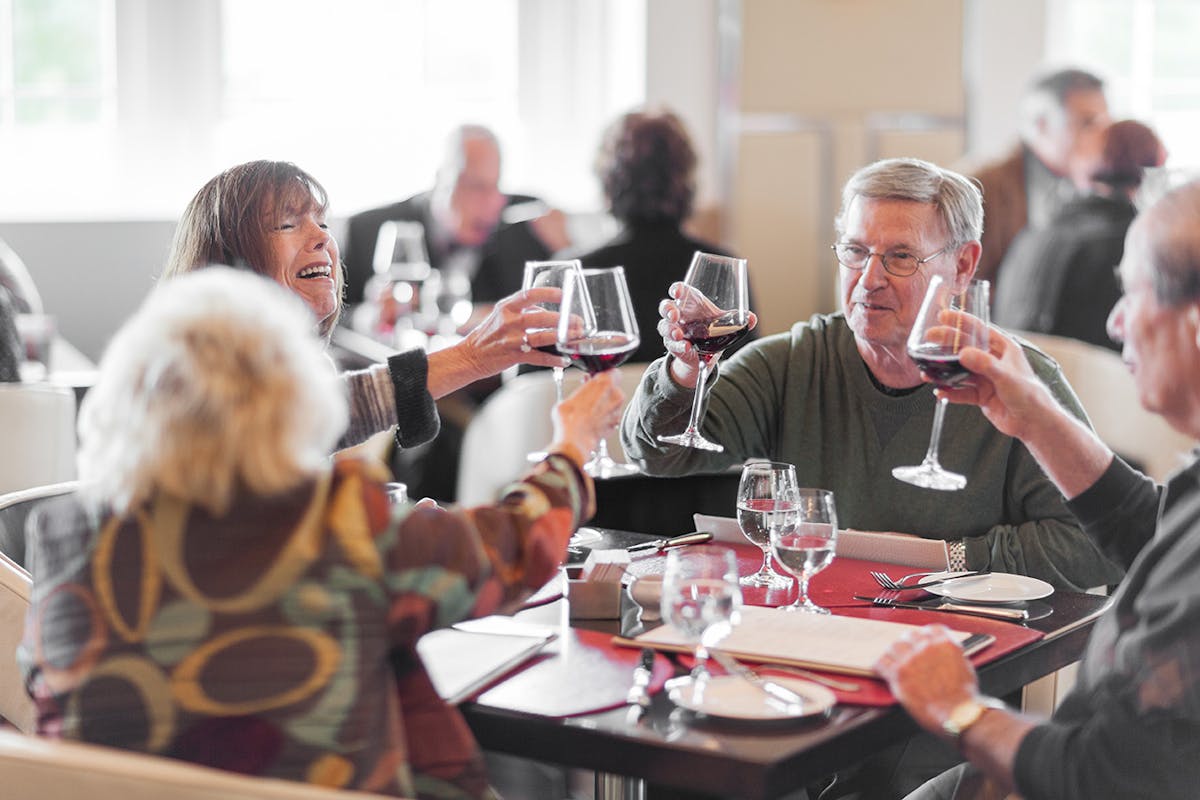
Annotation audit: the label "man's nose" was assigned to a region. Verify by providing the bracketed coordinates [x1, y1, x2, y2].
[1106, 297, 1126, 343]
[860, 252, 891, 287]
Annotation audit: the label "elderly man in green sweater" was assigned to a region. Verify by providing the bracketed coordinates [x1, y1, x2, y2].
[620, 157, 1122, 592]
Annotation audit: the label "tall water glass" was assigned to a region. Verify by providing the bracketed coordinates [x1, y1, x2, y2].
[735, 461, 798, 589]
[660, 545, 742, 688]
[770, 489, 838, 613]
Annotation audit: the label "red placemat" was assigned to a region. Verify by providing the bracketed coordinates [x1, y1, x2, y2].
[472, 628, 674, 717]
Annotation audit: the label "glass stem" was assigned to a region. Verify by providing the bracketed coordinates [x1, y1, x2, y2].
[552, 365, 565, 403]
[923, 396, 950, 466]
[596, 438, 613, 464]
[682, 357, 714, 434]
[758, 547, 773, 576]
[796, 570, 812, 607]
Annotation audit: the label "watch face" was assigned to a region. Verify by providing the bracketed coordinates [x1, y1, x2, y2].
[944, 698, 1004, 737]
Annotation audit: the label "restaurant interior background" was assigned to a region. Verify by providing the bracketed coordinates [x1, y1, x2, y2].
[1, 0, 1197, 361]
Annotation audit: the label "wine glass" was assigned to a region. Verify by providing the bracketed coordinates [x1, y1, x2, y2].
[892, 277, 991, 491]
[660, 545, 742, 690]
[770, 488, 838, 613]
[735, 461, 798, 589]
[523, 260, 582, 405]
[657, 252, 751, 452]
[557, 267, 640, 479]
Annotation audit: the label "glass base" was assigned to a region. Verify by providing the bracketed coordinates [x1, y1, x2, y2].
[781, 600, 831, 614]
[739, 568, 793, 589]
[892, 462, 967, 491]
[657, 430, 724, 452]
[585, 455, 641, 479]
[569, 527, 604, 548]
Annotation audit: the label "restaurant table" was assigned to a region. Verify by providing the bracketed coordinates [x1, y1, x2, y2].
[457, 528, 1111, 800]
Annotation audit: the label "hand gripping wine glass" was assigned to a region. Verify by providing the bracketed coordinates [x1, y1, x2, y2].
[522, 260, 583, 464]
[892, 276, 991, 491]
[657, 252, 751, 452]
[770, 488, 838, 613]
[660, 545, 742, 691]
[557, 266, 640, 479]
[735, 461, 800, 589]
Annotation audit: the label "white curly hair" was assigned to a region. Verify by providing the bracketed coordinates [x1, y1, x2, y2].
[77, 267, 348, 515]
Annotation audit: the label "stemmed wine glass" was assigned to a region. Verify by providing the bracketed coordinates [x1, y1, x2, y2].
[660, 545, 742, 691]
[735, 461, 798, 589]
[523, 260, 583, 464]
[657, 252, 751, 452]
[557, 267, 640, 479]
[892, 276, 991, 491]
[770, 488, 838, 613]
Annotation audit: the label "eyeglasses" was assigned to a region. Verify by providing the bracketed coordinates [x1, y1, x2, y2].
[831, 242, 954, 278]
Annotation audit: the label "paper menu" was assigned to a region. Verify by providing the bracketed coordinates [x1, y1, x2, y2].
[693, 514, 951, 569]
[632, 605, 976, 676]
[418, 621, 556, 704]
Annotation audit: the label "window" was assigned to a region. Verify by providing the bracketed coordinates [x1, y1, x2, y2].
[1047, 0, 1200, 169]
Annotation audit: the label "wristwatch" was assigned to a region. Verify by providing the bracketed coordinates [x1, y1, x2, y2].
[942, 696, 1007, 740]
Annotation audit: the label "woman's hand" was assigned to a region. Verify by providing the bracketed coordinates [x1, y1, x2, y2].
[659, 282, 757, 388]
[549, 371, 624, 467]
[426, 286, 567, 398]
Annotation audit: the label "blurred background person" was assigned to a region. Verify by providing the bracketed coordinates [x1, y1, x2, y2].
[571, 107, 752, 364]
[163, 159, 566, 455]
[342, 124, 572, 308]
[963, 67, 1111, 289]
[993, 119, 1167, 350]
[0, 286, 21, 382]
[19, 267, 622, 799]
[0, 238, 43, 315]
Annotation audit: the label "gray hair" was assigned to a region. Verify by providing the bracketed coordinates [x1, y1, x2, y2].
[436, 124, 501, 186]
[835, 158, 983, 246]
[1019, 67, 1106, 140]
[77, 267, 348, 515]
[1139, 179, 1200, 306]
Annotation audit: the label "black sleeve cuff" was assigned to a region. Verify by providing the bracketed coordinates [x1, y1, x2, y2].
[387, 349, 440, 449]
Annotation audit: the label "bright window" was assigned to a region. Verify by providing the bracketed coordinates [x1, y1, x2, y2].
[1047, 0, 1200, 169]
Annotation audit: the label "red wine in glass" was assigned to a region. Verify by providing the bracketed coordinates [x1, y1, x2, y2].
[908, 345, 971, 389]
[562, 332, 638, 374]
[681, 311, 752, 356]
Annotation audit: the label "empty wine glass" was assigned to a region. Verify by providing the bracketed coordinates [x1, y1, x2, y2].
[770, 488, 838, 613]
[657, 252, 751, 452]
[660, 545, 742, 689]
[892, 277, 991, 491]
[558, 267, 640, 479]
[735, 461, 798, 589]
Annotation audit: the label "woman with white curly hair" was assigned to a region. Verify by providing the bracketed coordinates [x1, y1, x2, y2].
[18, 267, 622, 799]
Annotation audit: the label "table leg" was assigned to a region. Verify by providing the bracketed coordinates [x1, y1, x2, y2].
[595, 771, 646, 799]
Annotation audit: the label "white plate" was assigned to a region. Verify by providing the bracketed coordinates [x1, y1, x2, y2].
[668, 675, 836, 721]
[924, 572, 1054, 604]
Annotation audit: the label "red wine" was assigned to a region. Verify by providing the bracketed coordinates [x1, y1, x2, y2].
[910, 350, 970, 388]
[681, 312, 751, 355]
[561, 332, 639, 375]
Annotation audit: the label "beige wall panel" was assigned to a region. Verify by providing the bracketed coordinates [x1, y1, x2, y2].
[740, 0, 964, 115]
[731, 132, 829, 335]
[868, 129, 967, 166]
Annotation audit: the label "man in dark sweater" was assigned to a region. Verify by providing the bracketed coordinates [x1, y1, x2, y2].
[875, 179, 1200, 799]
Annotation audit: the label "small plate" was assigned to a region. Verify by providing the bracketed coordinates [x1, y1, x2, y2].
[925, 572, 1054, 604]
[668, 675, 836, 721]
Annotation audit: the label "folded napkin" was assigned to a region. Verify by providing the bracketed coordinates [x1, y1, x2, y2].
[693, 514, 950, 569]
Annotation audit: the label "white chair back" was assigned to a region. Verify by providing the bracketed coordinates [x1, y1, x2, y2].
[1018, 331, 1195, 482]
[0, 728, 402, 800]
[456, 364, 650, 504]
[0, 384, 76, 495]
[0, 551, 33, 732]
[0, 480, 77, 568]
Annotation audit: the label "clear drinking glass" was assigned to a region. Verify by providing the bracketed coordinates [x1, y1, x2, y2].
[892, 277, 991, 491]
[557, 267, 640, 479]
[657, 252, 751, 452]
[660, 545, 742, 689]
[770, 488, 838, 613]
[735, 461, 799, 589]
[523, 260, 582, 401]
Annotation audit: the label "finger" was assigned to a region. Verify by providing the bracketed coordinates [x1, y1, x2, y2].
[520, 308, 559, 332]
[747, 311, 759, 331]
[667, 282, 686, 300]
[509, 286, 561, 310]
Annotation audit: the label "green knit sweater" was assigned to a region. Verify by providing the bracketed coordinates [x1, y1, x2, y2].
[620, 312, 1124, 592]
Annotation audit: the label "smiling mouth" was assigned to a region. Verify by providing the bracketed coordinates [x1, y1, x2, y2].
[297, 264, 332, 279]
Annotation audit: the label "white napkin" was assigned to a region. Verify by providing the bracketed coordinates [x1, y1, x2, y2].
[693, 514, 950, 569]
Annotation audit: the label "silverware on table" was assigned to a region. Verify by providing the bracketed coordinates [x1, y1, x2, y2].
[626, 648, 656, 707]
[707, 650, 810, 712]
[752, 664, 861, 693]
[626, 531, 713, 553]
[854, 594, 1028, 621]
[870, 570, 987, 591]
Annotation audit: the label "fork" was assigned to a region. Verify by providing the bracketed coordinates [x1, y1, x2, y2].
[870, 569, 983, 591]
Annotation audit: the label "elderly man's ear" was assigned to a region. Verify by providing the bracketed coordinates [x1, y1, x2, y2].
[1189, 305, 1200, 349]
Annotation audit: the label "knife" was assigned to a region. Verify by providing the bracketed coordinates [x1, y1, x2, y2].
[707, 650, 809, 712]
[627, 531, 713, 553]
[626, 648, 656, 707]
[853, 595, 1028, 621]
